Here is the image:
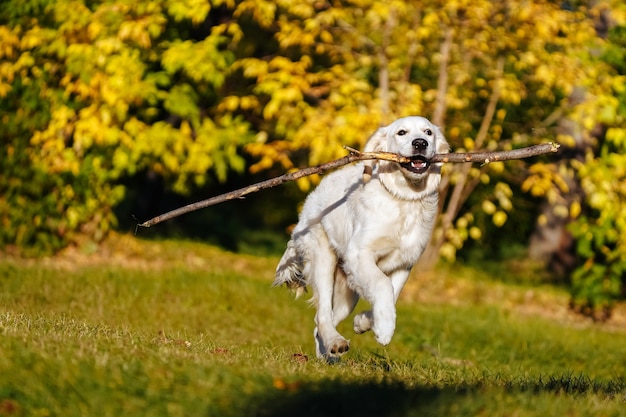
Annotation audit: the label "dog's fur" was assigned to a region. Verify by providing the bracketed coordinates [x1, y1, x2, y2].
[274, 116, 449, 359]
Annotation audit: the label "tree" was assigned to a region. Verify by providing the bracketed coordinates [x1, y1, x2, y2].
[0, 0, 254, 253]
[226, 0, 621, 266]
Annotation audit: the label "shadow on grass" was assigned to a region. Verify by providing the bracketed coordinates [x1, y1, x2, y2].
[243, 374, 625, 417]
[251, 380, 451, 417]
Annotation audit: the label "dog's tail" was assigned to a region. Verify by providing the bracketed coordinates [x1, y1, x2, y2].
[274, 239, 307, 298]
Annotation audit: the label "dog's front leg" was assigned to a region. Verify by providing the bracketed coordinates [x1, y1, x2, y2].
[344, 250, 396, 346]
[353, 268, 410, 336]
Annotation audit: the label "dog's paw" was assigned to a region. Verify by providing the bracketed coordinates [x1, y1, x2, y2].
[315, 329, 350, 359]
[328, 337, 350, 356]
[353, 311, 373, 334]
[372, 311, 396, 346]
[374, 328, 394, 346]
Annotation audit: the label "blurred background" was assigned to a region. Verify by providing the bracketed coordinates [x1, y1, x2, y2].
[1, 0, 625, 318]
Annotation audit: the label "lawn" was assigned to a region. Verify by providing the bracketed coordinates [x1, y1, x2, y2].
[0, 235, 624, 416]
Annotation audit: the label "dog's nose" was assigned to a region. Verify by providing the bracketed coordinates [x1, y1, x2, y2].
[412, 138, 428, 151]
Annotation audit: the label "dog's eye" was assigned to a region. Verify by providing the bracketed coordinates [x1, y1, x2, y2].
[397, 129, 407, 136]
[424, 129, 433, 136]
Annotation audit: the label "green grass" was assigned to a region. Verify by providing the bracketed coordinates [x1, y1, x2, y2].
[0, 237, 625, 416]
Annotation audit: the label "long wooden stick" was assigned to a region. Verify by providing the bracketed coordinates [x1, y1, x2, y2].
[431, 142, 559, 163]
[136, 142, 559, 229]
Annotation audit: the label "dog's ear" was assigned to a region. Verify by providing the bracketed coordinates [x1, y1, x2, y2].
[435, 126, 450, 155]
[363, 126, 388, 153]
[362, 126, 388, 183]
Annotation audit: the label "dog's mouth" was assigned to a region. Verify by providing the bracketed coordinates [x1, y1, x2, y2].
[400, 155, 431, 174]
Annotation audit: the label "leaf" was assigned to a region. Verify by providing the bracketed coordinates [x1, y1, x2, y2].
[163, 84, 201, 127]
[492, 211, 507, 227]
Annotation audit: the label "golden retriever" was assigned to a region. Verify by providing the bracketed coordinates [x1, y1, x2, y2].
[274, 116, 449, 360]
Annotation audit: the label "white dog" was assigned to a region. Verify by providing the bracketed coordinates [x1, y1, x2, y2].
[274, 116, 449, 360]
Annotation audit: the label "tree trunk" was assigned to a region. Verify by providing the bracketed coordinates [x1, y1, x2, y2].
[431, 26, 453, 129]
[420, 56, 505, 269]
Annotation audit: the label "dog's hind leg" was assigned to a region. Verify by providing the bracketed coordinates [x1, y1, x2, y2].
[332, 267, 359, 327]
[307, 243, 351, 359]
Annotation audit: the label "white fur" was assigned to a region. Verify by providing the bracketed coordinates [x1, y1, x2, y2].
[275, 116, 449, 360]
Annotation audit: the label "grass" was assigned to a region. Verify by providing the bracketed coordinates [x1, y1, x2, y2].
[0, 235, 625, 416]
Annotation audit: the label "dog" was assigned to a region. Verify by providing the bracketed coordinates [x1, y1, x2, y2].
[274, 116, 449, 360]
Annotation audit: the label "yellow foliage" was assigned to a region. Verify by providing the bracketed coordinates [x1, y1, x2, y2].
[556, 134, 576, 148]
[489, 161, 504, 174]
[2, 0, 624, 259]
[522, 163, 569, 201]
[482, 200, 497, 215]
[0, 26, 20, 59]
[606, 127, 626, 145]
[439, 242, 457, 262]
[492, 211, 507, 227]
[456, 217, 468, 229]
[553, 204, 570, 219]
[469, 227, 482, 240]
[295, 176, 312, 192]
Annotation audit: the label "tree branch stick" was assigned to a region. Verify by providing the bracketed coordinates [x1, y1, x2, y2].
[431, 142, 559, 163]
[432, 26, 454, 128]
[136, 142, 559, 229]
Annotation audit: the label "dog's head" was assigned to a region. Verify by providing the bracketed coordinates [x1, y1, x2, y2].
[365, 116, 449, 180]
[363, 116, 449, 198]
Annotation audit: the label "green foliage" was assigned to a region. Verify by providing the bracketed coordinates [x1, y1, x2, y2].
[0, 241, 625, 416]
[564, 22, 626, 318]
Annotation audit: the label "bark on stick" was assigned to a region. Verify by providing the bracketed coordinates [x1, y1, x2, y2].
[136, 142, 559, 229]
